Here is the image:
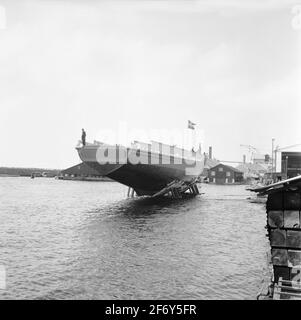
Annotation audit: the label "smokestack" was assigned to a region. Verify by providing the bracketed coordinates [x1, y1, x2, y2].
[209, 146, 212, 160]
[243, 155, 246, 164]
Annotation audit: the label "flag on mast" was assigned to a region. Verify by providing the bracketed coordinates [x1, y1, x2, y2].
[188, 120, 196, 130]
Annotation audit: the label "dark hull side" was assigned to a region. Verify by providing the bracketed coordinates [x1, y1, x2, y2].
[84, 161, 192, 196]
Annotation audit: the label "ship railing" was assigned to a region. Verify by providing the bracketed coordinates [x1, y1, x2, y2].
[93, 140, 105, 145]
[130, 140, 199, 161]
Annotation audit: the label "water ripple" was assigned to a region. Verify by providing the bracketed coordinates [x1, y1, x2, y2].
[0, 178, 270, 299]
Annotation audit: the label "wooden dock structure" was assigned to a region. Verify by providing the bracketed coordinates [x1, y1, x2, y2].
[251, 176, 301, 300]
[127, 178, 200, 199]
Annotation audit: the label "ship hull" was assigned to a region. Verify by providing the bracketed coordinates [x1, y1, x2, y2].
[77, 143, 204, 196]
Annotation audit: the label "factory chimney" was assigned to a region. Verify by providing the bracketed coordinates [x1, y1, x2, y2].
[209, 146, 212, 160]
[243, 155, 246, 164]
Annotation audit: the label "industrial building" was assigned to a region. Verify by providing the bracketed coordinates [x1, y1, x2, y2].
[280, 151, 301, 178]
[236, 162, 269, 180]
[275, 145, 301, 180]
[208, 164, 244, 184]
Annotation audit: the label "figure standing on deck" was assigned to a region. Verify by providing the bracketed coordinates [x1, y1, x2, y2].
[81, 129, 86, 146]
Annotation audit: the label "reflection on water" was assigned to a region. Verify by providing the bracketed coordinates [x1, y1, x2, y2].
[0, 178, 270, 299]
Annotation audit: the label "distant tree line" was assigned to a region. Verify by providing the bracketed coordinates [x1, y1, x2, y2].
[0, 167, 60, 177]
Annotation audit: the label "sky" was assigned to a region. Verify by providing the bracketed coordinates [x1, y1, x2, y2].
[0, 0, 300, 169]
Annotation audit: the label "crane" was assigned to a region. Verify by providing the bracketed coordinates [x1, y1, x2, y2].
[240, 144, 259, 163]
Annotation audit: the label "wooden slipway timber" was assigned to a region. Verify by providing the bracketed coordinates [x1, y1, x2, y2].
[76, 141, 204, 198]
[250, 176, 301, 300]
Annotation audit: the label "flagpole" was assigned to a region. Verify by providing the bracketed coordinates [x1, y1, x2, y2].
[187, 120, 196, 152]
[192, 125, 196, 150]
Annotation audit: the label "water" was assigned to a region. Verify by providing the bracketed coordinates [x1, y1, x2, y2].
[0, 177, 270, 300]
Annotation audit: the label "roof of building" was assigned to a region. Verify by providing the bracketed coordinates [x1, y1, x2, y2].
[249, 175, 301, 195]
[209, 163, 243, 173]
[236, 162, 269, 173]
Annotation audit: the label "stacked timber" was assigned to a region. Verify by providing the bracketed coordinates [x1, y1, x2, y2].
[267, 192, 301, 284]
[251, 176, 301, 300]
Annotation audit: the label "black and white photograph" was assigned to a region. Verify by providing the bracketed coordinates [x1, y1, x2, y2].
[0, 0, 301, 304]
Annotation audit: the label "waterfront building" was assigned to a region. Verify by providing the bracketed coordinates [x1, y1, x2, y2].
[275, 145, 301, 180]
[236, 162, 269, 180]
[59, 163, 111, 181]
[208, 163, 243, 184]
